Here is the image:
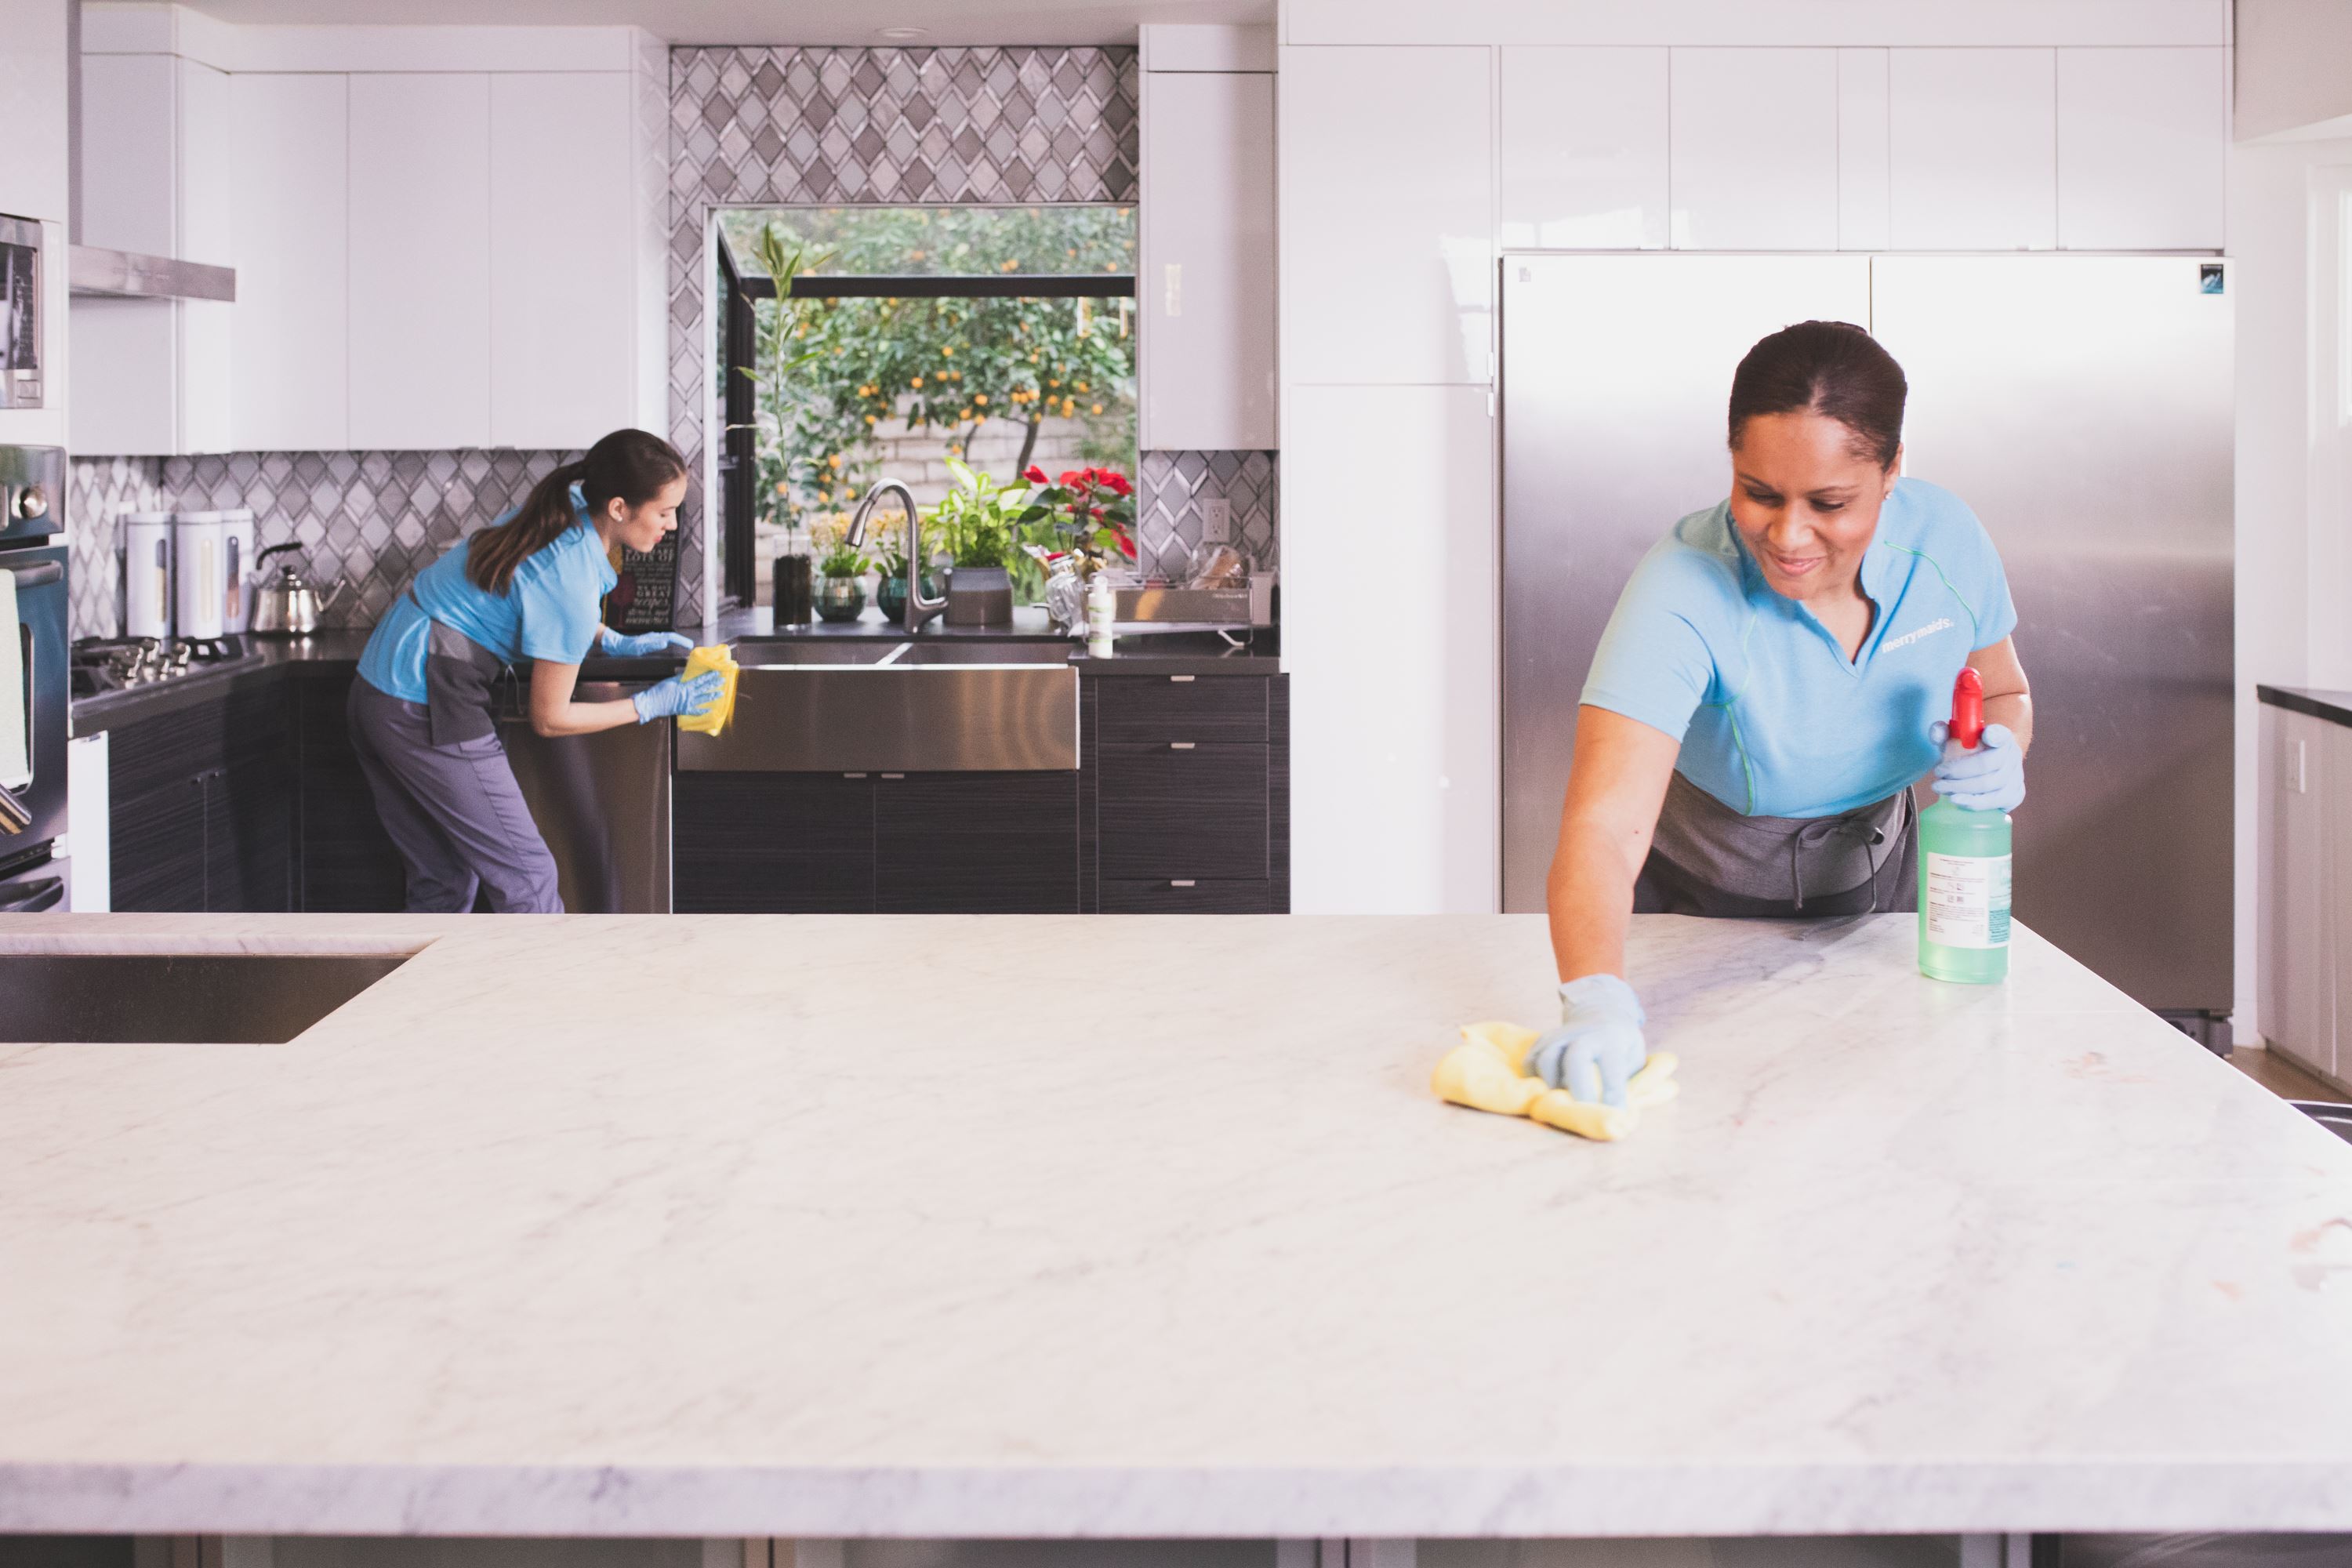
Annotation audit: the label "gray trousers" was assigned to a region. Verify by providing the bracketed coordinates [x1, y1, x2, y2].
[347, 677, 563, 914]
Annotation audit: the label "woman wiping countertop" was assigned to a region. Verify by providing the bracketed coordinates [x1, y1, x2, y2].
[348, 429, 725, 914]
[1536, 321, 2034, 1106]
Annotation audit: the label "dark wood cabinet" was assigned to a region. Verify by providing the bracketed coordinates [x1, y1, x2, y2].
[875, 771, 1079, 913]
[107, 683, 292, 913]
[674, 771, 876, 913]
[1088, 673, 1287, 912]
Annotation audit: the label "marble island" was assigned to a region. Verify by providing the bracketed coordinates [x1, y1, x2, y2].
[3, 913, 2350, 1541]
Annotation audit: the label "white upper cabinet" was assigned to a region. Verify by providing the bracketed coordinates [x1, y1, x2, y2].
[1141, 66, 1276, 451]
[1837, 49, 1891, 249]
[230, 72, 348, 452]
[1498, 47, 1668, 250]
[348, 73, 492, 450]
[2056, 46, 2225, 251]
[1280, 45, 1493, 385]
[1888, 48, 2057, 251]
[490, 71, 643, 449]
[1668, 48, 1839, 250]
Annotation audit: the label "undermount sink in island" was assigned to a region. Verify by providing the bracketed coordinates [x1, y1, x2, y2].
[3, 913, 2352, 1542]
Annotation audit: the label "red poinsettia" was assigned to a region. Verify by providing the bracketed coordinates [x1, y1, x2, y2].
[1016, 464, 1137, 568]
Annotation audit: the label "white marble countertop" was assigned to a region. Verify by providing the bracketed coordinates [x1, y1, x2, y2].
[2, 912, 2350, 1540]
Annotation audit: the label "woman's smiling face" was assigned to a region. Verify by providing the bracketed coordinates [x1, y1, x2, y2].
[1728, 410, 1899, 604]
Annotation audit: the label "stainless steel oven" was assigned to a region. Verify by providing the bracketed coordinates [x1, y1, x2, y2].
[1, 445, 69, 887]
[0, 216, 45, 411]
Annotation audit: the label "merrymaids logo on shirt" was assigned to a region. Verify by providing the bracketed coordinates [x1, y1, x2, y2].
[1882, 617, 1955, 652]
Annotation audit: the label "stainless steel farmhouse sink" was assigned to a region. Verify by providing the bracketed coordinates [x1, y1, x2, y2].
[676, 637, 1080, 773]
[0, 952, 413, 1043]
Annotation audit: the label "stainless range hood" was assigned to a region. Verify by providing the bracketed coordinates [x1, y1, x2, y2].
[68, 245, 234, 303]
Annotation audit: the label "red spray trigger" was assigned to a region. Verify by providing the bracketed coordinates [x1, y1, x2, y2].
[1949, 667, 1986, 751]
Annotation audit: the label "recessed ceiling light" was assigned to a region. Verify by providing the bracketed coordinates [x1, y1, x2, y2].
[875, 25, 930, 41]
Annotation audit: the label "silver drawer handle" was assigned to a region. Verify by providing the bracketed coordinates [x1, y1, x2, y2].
[1170, 674, 1195, 683]
[1171, 880, 1196, 888]
[1170, 741, 1195, 750]
[880, 772, 904, 779]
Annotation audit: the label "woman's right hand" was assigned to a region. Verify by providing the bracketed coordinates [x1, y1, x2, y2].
[630, 670, 728, 724]
[1526, 973, 1650, 1107]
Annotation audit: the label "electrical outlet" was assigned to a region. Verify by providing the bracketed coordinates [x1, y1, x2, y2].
[1201, 498, 1231, 543]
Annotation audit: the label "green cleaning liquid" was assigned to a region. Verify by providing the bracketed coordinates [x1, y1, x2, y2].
[1918, 667, 2012, 984]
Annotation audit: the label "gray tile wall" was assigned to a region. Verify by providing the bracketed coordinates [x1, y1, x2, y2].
[1135, 450, 1278, 583]
[65, 448, 576, 641]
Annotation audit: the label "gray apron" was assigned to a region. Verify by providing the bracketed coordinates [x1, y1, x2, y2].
[1634, 769, 1918, 918]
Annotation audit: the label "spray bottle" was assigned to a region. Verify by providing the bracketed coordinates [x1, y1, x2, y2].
[1918, 667, 2011, 984]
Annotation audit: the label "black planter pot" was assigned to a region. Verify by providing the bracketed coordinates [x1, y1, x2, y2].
[773, 553, 815, 626]
[945, 564, 1013, 627]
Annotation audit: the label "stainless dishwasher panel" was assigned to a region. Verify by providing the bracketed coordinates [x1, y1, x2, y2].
[498, 681, 671, 913]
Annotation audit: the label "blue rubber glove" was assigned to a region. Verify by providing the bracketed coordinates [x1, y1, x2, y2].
[630, 670, 727, 724]
[601, 629, 693, 658]
[1929, 720, 2026, 812]
[1525, 974, 1649, 1109]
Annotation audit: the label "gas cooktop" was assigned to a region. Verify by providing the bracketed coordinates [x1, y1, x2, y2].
[70, 635, 259, 698]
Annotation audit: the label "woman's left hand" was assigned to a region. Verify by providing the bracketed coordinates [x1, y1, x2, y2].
[1929, 720, 2026, 812]
[601, 629, 693, 658]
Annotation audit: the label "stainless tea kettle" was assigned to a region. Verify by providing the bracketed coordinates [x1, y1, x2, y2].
[250, 543, 348, 636]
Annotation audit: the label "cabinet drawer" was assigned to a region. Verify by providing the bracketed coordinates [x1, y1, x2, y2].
[674, 772, 875, 913]
[1098, 742, 1269, 880]
[1100, 878, 1279, 914]
[1094, 674, 1269, 745]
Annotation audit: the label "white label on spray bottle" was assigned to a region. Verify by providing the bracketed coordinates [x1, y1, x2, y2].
[1925, 852, 2013, 949]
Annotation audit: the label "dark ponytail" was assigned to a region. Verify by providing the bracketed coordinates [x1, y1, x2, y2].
[1727, 320, 1907, 470]
[466, 428, 687, 594]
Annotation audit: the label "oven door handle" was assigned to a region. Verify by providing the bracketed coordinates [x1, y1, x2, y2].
[2, 560, 45, 793]
[0, 873, 62, 912]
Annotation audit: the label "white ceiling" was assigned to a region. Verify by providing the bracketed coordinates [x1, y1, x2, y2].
[177, 0, 1274, 45]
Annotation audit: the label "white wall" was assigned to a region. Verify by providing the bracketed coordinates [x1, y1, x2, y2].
[2234, 0, 2352, 141]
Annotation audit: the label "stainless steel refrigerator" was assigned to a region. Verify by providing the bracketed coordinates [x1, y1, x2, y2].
[1500, 253, 2234, 1029]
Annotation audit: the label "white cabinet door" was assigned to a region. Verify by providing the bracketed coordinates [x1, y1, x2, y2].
[349, 73, 491, 450]
[72, 52, 177, 457]
[1498, 46, 1668, 251]
[1889, 49, 2057, 251]
[2323, 720, 2352, 1083]
[2263, 706, 2335, 1078]
[1280, 46, 1492, 385]
[2056, 46, 2226, 251]
[1284, 383, 1495, 914]
[490, 71, 638, 449]
[174, 56, 234, 454]
[1142, 69, 1276, 451]
[1668, 48, 1838, 251]
[1837, 49, 1891, 250]
[230, 73, 350, 452]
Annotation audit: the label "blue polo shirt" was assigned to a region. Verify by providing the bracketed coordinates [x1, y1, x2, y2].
[356, 492, 616, 705]
[1581, 477, 2016, 818]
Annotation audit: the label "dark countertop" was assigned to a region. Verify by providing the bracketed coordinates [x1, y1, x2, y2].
[71, 613, 1281, 735]
[2257, 685, 2352, 729]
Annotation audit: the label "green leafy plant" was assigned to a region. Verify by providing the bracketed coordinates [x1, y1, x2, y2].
[818, 542, 870, 579]
[930, 457, 1034, 572]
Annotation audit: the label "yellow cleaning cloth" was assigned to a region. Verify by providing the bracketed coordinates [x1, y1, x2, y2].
[675, 644, 740, 736]
[1431, 1021, 1678, 1143]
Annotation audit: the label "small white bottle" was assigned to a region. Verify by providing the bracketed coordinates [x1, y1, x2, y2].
[1086, 572, 1116, 659]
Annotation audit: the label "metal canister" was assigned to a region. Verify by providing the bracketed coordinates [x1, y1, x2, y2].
[173, 510, 228, 642]
[220, 508, 256, 635]
[122, 512, 173, 639]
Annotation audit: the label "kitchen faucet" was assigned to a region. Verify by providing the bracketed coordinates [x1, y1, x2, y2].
[846, 479, 945, 634]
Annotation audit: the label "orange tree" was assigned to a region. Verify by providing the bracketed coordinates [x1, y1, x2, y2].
[725, 206, 1136, 516]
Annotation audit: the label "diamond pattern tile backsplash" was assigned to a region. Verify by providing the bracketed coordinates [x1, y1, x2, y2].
[1135, 451, 1279, 583]
[66, 449, 579, 642]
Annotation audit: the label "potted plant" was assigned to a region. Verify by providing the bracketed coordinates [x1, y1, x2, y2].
[1019, 465, 1138, 572]
[873, 542, 938, 624]
[930, 458, 1035, 626]
[815, 540, 871, 622]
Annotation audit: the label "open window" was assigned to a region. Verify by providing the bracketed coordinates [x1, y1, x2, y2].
[714, 205, 1137, 607]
